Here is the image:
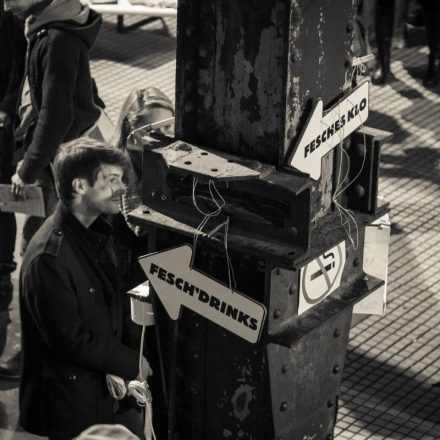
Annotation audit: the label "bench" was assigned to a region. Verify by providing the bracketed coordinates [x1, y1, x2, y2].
[83, 0, 177, 32]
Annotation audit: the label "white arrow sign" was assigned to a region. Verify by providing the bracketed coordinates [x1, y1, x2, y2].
[139, 245, 267, 344]
[288, 81, 370, 180]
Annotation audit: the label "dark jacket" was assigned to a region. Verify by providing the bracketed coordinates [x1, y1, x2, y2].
[0, 14, 26, 119]
[19, 203, 142, 439]
[18, 10, 103, 183]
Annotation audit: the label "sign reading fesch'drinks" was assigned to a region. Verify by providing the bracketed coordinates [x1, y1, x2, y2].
[289, 81, 370, 180]
[139, 245, 267, 344]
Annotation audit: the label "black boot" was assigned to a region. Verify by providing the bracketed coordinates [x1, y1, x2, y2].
[372, 0, 395, 85]
[0, 350, 21, 380]
[422, 6, 440, 88]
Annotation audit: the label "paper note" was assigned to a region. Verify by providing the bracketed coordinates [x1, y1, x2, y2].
[0, 184, 45, 217]
[353, 214, 391, 315]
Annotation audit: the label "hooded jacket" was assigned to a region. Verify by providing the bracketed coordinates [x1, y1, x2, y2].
[18, 5, 103, 183]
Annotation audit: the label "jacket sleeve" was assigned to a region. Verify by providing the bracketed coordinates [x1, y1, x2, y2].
[18, 33, 79, 183]
[23, 254, 140, 380]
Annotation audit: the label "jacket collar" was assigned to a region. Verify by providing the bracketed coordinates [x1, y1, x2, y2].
[53, 202, 112, 257]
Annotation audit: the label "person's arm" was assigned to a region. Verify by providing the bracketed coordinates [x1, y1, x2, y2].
[18, 32, 79, 184]
[23, 254, 141, 380]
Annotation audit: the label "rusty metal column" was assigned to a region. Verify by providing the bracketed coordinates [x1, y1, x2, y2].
[129, 1, 391, 439]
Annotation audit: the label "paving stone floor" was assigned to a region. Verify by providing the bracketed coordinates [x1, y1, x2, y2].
[0, 13, 439, 440]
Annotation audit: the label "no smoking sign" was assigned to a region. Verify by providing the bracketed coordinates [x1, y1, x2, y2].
[298, 241, 346, 315]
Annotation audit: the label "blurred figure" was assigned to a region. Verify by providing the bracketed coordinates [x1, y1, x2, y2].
[112, 87, 174, 225]
[0, 4, 26, 380]
[421, 0, 440, 88]
[372, 0, 395, 84]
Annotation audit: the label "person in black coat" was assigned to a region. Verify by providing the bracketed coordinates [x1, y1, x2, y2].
[4, 0, 105, 251]
[19, 139, 152, 440]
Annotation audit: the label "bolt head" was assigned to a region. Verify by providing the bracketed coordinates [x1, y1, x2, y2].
[280, 402, 288, 412]
[333, 364, 340, 374]
[274, 309, 282, 319]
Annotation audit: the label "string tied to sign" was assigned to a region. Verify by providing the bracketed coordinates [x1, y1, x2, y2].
[192, 177, 236, 293]
[325, 85, 367, 250]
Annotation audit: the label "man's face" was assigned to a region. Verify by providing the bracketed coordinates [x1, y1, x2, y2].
[82, 164, 126, 216]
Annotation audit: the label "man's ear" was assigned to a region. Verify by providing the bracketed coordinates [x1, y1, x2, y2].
[72, 177, 88, 196]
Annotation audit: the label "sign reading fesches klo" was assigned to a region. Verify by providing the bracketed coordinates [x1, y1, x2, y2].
[298, 241, 346, 315]
[288, 81, 370, 180]
[139, 245, 267, 344]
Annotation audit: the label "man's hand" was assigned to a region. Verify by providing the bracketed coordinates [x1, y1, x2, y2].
[11, 172, 28, 199]
[139, 356, 153, 380]
[0, 111, 11, 128]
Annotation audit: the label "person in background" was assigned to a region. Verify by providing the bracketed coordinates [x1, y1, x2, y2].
[420, 0, 440, 88]
[371, 0, 409, 85]
[19, 139, 152, 440]
[112, 87, 174, 226]
[3, 0, 106, 251]
[0, 3, 26, 379]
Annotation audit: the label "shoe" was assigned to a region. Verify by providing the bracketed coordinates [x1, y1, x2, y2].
[0, 274, 13, 312]
[0, 351, 21, 380]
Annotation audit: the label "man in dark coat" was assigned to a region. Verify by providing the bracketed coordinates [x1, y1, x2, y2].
[4, 0, 105, 249]
[19, 139, 152, 440]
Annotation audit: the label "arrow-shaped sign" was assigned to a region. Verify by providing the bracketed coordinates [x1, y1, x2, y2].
[139, 245, 266, 344]
[288, 81, 370, 180]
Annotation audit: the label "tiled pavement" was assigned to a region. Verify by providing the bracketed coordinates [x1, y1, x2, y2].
[1, 13, 440, 440]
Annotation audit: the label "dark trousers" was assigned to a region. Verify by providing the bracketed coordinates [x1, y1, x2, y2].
[0, 126, 17, 276]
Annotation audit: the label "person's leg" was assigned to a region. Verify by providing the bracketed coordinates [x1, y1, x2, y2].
[393, 0, 409, 49]
[361, 0, 376, 47]
[421, 0, 440, 87]
[0, 127, 17, 311]
[373, 0, 396, 85]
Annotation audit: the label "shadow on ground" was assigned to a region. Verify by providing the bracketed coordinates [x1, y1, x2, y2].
[342, 347, 440, 439]
[381, 146, 440, 185]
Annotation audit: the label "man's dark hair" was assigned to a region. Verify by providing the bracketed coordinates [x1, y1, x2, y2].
[53, 138, 130, 205]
